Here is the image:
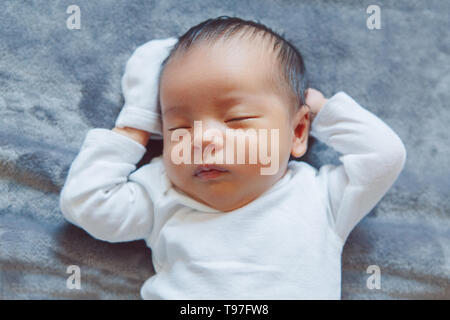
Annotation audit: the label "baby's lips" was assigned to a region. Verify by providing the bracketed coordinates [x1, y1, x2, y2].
[193, 164, 229, 176]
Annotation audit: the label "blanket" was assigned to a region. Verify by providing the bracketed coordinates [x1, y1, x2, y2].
[0, 0, 449, 299]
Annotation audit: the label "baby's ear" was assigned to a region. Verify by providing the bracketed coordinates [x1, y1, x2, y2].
[290, 106, 310, 158]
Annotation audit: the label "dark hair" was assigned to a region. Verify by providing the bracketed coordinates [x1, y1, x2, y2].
[159, 16, 309, 112]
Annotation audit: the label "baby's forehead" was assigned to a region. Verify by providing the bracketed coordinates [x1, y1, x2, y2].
[181, 34, 279, 65]
[159, 34, 291, 114]
[164, 36, 282, 90]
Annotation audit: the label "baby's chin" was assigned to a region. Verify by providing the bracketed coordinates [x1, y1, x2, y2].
[169, 168, 287, 212]
[187, 187, 260, 212]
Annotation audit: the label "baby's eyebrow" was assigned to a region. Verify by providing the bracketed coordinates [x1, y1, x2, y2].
[162, 106, 185, 116]
[162, 95, 245, 116]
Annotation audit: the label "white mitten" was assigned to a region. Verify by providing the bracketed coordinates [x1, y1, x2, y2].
[115, 37, 178, 139]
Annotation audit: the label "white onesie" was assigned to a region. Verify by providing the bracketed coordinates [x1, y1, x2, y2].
[59, 92, 406, 299]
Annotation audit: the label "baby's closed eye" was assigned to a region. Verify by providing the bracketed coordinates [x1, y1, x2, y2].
[168, 125, 192, 131]
[167, 115, 262, 131]
[225, 116, 261, 122]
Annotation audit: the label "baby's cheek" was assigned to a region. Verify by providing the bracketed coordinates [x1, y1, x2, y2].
[164, 136, 193, 165]
[163, 148, 185, 178]
[265, 125, 291, 177]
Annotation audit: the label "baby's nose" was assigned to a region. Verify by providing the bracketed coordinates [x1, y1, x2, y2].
[193, 120, 225, 153]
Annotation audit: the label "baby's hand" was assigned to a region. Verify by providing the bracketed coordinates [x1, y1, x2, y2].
[305, 88, 329, 122]
[115, 37, 178, 138]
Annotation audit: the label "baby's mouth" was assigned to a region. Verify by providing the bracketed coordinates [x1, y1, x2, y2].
[194, 164, 229, 180]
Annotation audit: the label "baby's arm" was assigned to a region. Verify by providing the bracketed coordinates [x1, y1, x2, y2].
[112, 126, 151, 145]
[308, 89, 407, 243]
[59, 127, 154, 242]
[59, 37, 176, 242]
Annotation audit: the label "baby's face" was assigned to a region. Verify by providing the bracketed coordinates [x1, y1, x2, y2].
[159, 41, 309, 211]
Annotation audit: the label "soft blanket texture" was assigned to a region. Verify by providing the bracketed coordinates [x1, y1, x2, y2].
[0, 0, 449, 299]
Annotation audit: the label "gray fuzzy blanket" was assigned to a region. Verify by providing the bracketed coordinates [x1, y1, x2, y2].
[0, 0, 449, 299]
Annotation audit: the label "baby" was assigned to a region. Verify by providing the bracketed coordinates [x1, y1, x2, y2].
[59, 16, 406, 299]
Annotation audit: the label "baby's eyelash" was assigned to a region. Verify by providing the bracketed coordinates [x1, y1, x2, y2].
[225, 116, 260, 122]
[167, 117, 260, 130]
[168, 126, 191, 131]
